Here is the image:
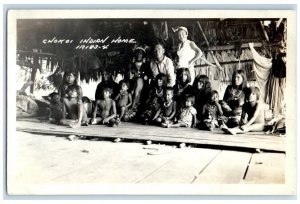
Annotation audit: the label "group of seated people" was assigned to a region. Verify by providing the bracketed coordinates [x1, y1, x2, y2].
[49, 65, 266, 135]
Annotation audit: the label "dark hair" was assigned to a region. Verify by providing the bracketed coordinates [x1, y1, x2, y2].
[134, 48, 146, 58]
[62, 71, 78, 85]
[154, 42, 165, 49]
[177, 68, 191, 84]
[102, 87, 113, 95]
[119, 80, 130, 89]
[155, 73, 167, 87]
[209, 90, 219, 97]
[193, 75, 211, 90]
[66, 84, 80, 95]
[128, 68, 139, 78]
[49, 92, 59, 99]
[165, 87, 174, 94]
[207, 90, 219, 102]
[185, 94, 195, 105]
[232, 70, 247, 89]
[101, 70, 114, 82]
[245, 86, 260, 101]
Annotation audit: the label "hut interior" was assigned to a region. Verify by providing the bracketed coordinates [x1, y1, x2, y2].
[16, 18, 286, 121]
[11, 17, 289, 187]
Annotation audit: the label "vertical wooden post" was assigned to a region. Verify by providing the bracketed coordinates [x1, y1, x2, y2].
[30, 55, 39, 94]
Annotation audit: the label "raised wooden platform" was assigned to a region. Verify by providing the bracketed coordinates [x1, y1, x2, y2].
[16, 119, 285, 152]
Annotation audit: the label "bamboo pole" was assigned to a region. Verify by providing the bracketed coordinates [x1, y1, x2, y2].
[195, 59, 253, 68]
[259, 21, 270, 42]
[196, 21, 222, 71]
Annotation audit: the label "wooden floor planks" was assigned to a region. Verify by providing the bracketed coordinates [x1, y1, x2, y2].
[16, 120, 285, 152]
[137, 148, 221, 184]
[192, 150, 252, 184]
[11, 131, 286, 186]
[243, 153, 285, 184]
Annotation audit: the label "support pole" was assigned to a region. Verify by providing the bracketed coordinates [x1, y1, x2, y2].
[196, 21, 222, 71]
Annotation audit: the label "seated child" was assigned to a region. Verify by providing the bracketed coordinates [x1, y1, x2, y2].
[222, 86, 265, 135]
[163, 94, 197, 128]
[91, 87, 119, 127]
[48, 92, 63, 124]
[61, 85, 88, 128]
[153, 87, 177, 126]
[114, 80, 132, 121]
[199, 90, 224, 131]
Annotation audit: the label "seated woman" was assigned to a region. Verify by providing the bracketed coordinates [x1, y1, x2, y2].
[193, 74, 212, 121]
[221, 69, 247, 128]
[222, 86, 265, 135]
[58, 71, 87, 128]
[128, 46, 151, 109]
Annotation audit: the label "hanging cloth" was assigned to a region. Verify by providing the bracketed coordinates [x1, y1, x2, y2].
[249, 45, 285, 116]
[249, 45, 272, 102]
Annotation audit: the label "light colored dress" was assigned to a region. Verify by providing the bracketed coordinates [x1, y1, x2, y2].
[177, 40, 202, 84]
[178, 106, 197, 127]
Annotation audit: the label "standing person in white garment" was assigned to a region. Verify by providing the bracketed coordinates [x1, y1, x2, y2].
[176, 26, 217, 85]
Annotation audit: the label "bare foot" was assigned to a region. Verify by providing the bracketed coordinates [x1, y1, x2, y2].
[161, 123, 168, 128]
[69, 123, 81, 128]
[227, 128, 237, 135]
[90, 119, 97, 125]
[221, 126, 232, 134]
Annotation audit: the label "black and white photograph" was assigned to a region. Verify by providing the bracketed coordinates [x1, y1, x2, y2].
[6, 9, 296, 195]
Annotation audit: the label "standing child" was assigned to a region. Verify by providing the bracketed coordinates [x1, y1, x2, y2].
[114, 80, 132, 122]
[153, 87, 177, 126]
[141, 73, 166, 124]
[199, 90, 224, 131]
[222, 86, 265, 135]
[61, 85, 88, 128]
[91, 87, 119, 127]
[164, 94, 197, 128]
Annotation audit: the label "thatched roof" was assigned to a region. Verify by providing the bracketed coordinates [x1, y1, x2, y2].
[17, 18, 285, 82]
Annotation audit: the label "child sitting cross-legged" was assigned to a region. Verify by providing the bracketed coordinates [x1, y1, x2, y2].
[163, 94, 197, 128]
[90, 87, 120, 127]
[114, 80, 132, 122]
[222, 86, 265, 135]
[60, 85, 88, 128]
[152, 87, 177, 127]
[198, 90, 225, 131]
